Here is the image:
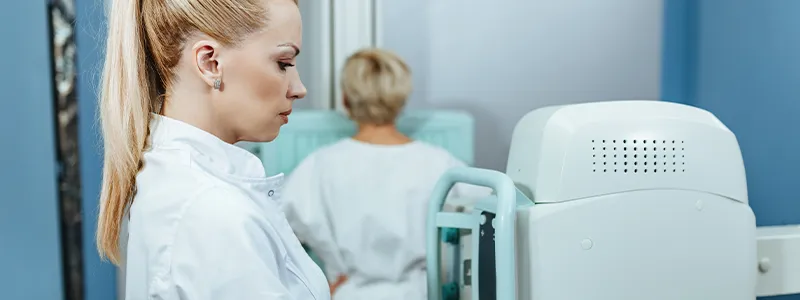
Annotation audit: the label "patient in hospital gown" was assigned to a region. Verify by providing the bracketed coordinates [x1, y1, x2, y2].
[281, 48, 491, 300]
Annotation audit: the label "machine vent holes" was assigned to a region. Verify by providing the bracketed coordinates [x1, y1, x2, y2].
[592, 139, 686, 174]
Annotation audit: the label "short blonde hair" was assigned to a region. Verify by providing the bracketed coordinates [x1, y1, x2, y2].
[341, 48, 412, 125]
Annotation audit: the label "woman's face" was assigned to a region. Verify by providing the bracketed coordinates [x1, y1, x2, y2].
[213, 0, 305, 143]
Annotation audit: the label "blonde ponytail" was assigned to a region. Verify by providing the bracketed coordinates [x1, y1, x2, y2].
[96, 0, 298, 264]
[96, 0, 158, 264]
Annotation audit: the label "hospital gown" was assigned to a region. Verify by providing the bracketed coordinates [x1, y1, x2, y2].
[281, 138, 491, 300]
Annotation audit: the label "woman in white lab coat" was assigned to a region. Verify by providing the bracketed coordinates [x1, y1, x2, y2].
[281, 48, 491, 299]
[94, 0, 330, 299]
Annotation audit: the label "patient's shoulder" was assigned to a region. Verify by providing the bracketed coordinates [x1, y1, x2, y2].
[306, 138, 461, 167]
[410, 141, 465, 164]
[409, 141, 452, 155]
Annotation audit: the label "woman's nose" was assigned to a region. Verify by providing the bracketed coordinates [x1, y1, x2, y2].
[288, 78, 307, 100]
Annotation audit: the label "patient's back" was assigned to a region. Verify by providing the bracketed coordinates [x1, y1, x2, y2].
[282, 138, 482, 299]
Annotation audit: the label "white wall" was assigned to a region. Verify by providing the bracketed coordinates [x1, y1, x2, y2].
[295, 0, 331, 110]
[380, 0, 664, 170]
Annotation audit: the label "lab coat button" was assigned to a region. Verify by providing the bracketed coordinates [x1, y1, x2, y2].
[268, 190, 275, 197]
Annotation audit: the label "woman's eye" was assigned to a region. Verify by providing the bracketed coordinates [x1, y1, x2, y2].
[278, 62, 295, 71]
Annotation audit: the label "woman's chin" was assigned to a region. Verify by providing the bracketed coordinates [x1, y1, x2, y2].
[239, 128, 280, 143]
[254, 133, 279, 143]
[260, 127, 282, 142]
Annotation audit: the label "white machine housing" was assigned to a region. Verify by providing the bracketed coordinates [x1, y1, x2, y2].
[499, 100, 756, 299]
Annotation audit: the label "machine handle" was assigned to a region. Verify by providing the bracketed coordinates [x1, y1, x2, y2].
[427, 167, 518, 300]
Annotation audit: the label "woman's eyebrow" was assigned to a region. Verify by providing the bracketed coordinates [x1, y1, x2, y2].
[277, 43, 300, 57]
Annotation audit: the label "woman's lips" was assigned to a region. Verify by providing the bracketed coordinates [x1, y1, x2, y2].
[279, 109, 292, 124]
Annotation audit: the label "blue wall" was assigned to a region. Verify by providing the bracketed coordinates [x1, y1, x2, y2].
[663, 0, 800, 298]
[76, 0, 118, 299]
[692, 0, 800, 227]
[0, 1, 65, 299]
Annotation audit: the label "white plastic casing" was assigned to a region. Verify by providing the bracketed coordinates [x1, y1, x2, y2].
[506, 100, 756, 300]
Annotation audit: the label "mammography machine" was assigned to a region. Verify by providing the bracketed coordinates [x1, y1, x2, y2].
[428, 100, 800, 299]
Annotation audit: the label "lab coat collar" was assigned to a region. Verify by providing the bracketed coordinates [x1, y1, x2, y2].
[149, 114, 284, 203]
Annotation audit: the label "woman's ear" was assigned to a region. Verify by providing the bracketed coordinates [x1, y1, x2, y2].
[192, 41, 223, 89]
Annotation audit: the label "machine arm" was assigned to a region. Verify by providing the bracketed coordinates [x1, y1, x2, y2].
[426, 167, 519, 300]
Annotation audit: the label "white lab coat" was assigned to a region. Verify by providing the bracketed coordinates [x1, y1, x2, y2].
[281, 139, 491, 300]
[124, 114, 330, 300]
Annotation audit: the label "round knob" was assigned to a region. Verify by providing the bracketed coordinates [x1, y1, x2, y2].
[758, 257, 771, 273]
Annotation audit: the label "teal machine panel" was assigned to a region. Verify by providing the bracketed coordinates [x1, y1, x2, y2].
[251, 110, 475, 176]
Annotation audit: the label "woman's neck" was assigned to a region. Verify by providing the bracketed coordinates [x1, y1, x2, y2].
[161, 87, 236, 144]
[352, 123, 412, 145]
